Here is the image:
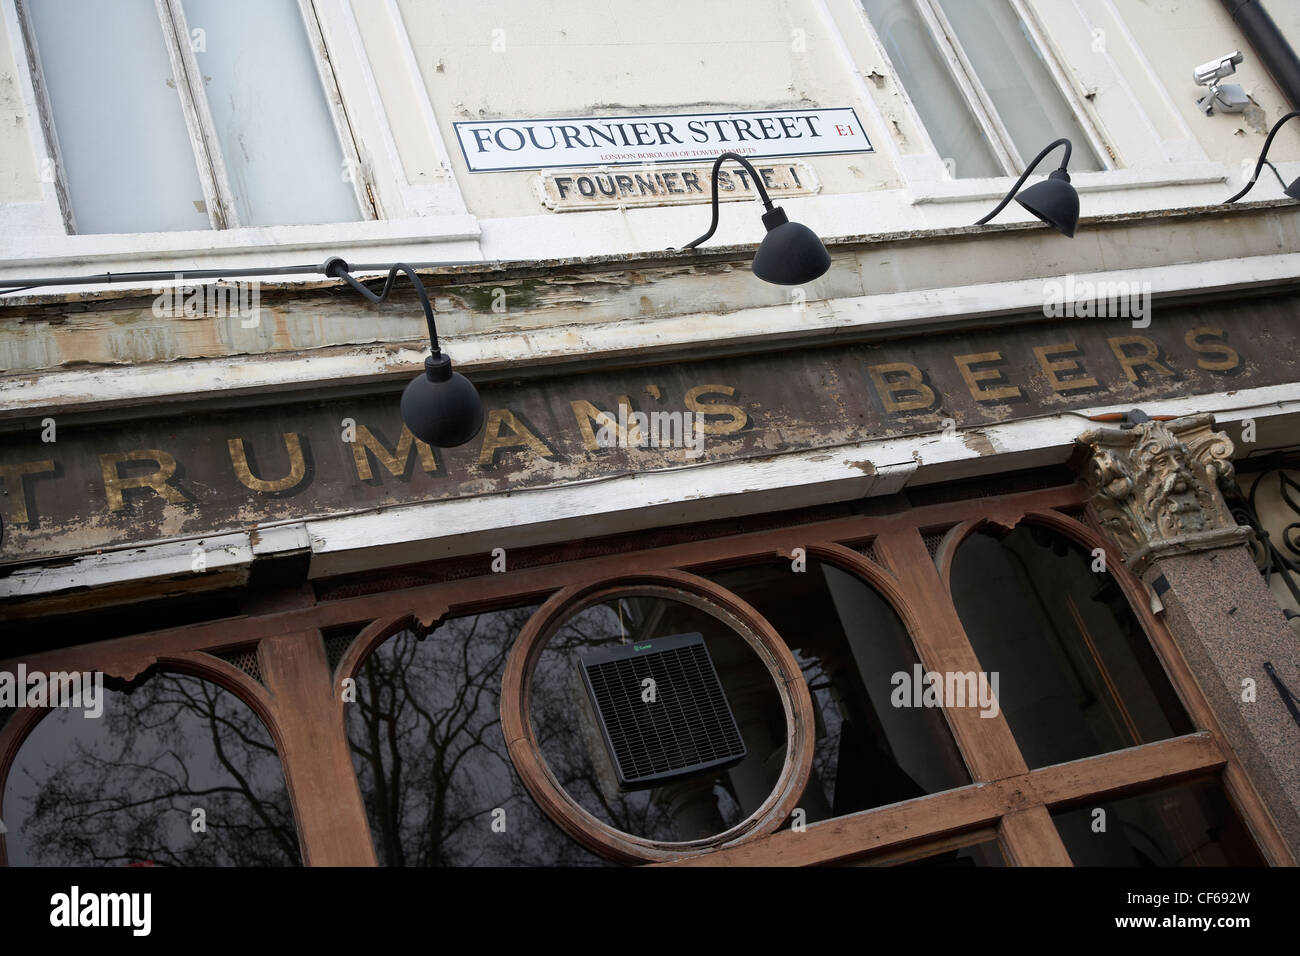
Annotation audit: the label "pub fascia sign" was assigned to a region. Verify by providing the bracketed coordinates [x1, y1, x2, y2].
[453, 107, 872, 172]
[0, 311, 1280, 565]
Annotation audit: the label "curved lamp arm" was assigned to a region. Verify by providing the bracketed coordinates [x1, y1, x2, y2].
[976, 138, 1073, 225]
[680, 152, 777, 250]
[1225, 110, 1300, 203]
[324, 257, 440, 351]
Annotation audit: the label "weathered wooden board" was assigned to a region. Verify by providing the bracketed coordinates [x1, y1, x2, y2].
[1, 296, 1297, 564]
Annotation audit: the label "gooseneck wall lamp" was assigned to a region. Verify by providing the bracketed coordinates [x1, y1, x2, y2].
[1225, 110, 1300, 202]
[975, 138, 1080, 238]
[678, 151, 832, 285]
[323, 257, 485, 448]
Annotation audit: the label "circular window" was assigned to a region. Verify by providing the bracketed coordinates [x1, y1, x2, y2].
[500, 571, 814, 864]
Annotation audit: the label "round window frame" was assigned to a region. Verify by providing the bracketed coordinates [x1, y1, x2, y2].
[499, 569, 815, 865]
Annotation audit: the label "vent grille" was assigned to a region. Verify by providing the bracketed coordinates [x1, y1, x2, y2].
[579, 633, 746, 791]
[922, 530, 947, 560]
[213, 645, 262, 685]
[323, 631, 355, 674]
[856, 538, 886, 569]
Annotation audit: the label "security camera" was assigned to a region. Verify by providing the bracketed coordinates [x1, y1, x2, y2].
[1194, 51, 1250, 114]
[1193, 51, 1243, 87]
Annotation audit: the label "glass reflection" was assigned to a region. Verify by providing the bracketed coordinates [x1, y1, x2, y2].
[1053, 778, 1265, 866]
[2, 672, 298, 866]
[707, 558, 970, 824]
[950, 524, 1193, 768]
[346, 605, 613, 866]
[529, 592, 784, 843]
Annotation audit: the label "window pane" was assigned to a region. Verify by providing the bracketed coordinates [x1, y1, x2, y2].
[530, 591, 784, 843]
[935, 0, 1102, 171]
[26, 0, 212, 233]
[860, 0, 1003, 178]
[2, 673, 299, 865]
[708, 558, 970, 823]
[950, 524, 1193, 769]
[1052, 778, 1265, 866]
[345, 606, 614, 866]
[182, 0, 361, 225]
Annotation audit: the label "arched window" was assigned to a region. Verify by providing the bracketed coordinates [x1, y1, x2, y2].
[949, 522, 1193, 769]
[2, 672, 298, 866]
[709, 557, 972, 824]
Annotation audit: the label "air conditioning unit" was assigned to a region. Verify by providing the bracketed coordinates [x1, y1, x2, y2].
[578, 632, 747, 791]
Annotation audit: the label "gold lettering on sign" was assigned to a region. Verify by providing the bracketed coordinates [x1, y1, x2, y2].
[1032, 343, 1098, 393]
[228, 433, 308, 493]
[100, 449, 187, 512]
[0, 460, 55, 524]
[350, 424, 437, 481]
[1184, 327, 1240, 372]
[570, 397, 643, 450]
[684, 385, 748, 435]
[953, 351, 1022, 402]
[1108, 336, 1175, 384]
[867, 363, 935, 413]
[478, 409, 555, 467]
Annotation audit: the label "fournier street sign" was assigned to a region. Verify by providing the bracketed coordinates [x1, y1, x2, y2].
[453, 108, 872, 172]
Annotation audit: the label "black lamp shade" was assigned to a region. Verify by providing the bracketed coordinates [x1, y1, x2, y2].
[751, 207, 831, 285]
[401, 353, 485, 448]
[1285, 177, 1300, 201]
[1016, 168, 1079, 238]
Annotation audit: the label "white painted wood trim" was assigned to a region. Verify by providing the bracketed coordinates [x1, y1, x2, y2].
[1008, 0, 1115, 170]
[914, 0, 1024, 174]
[0, 213, 481, 273]
[157, 0, 238, 230]
[5, 250, 1298, 420]
[4, 0, 75, 235]
[299, 0, 380, 221]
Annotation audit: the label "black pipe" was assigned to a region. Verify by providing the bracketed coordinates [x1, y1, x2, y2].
[1221, 0, 1300, 111]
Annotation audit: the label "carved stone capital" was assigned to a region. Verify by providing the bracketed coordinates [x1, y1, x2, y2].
[1077, 413, 1248, 573]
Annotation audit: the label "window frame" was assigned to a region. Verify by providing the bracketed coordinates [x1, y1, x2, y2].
[856, 0, 1114, 180]
[914, 0, 1114, 176]
[826, 0, 1226, 207]
[14, 0, 378, 234]
[1, 481, 1290, 867]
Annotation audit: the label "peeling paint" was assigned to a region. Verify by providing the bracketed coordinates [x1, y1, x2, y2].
[962, 431, 996, 456]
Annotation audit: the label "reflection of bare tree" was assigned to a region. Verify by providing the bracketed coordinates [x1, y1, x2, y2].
[12, 674, 298, 866]
[346, 607, 612, 866]
[348, 598, 789, 864]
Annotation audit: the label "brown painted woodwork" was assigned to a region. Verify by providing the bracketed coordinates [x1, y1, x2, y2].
[499, 572, 815, 864]
[1, 480, 1291, 867]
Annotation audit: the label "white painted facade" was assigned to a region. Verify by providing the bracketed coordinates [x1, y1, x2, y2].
[2, 0, 1299, 602]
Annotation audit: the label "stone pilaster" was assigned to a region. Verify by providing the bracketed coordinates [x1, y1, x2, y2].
[1077, 413, 1300, 859]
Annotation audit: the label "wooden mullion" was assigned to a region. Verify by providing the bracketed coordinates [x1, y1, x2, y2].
[666, 735, 1222, 867]
[257, 628, 376, 865]
[1026, 732, 1225, 809]
[999, 806, 1073, 866]
[873, 527, 1029, 782]
[665, 781, 1005, 867]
